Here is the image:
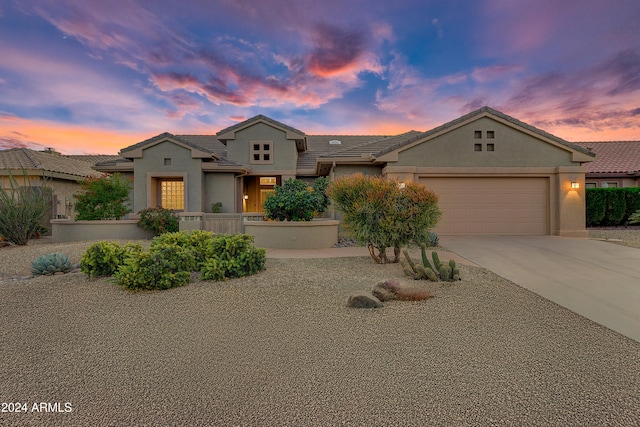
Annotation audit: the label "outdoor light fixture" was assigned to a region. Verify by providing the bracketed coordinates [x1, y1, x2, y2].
[244, 194, 249, 200]
[571, 182, 579, 189]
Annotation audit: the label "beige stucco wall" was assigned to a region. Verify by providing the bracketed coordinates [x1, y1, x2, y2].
[394, 117, 575, 168]
[204, 173, 237, 213]
[132, 141, 204, 212]
[51, 219, 153, 243]
[226, 122, 298, 173]
[244, 219, 339, 249]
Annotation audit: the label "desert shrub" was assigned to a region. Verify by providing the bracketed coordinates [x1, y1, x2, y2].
[200, 234, 266, 280]
[114, 245, 194, 291]
[150, 230, 215, 267]
[263, 177, 330, 221]
[31, 253, 73, 276]
[74, 173, 132, 220]
[80, 241, 143, 278]
[327, 174, 441, 264]
[137, 207, 180, 235]
[0, 172, 52, 245]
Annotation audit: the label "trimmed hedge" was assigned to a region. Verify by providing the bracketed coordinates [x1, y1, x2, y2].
[586, 188, 640, 227]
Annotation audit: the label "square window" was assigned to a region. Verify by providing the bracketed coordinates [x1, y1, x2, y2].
[250, 140, 274, 164]
[487, 143, 495, 151]
[585, 182, 597, 188]
[487, 131, 495, 139]
[164, 158, 171, 165]
[474, 130, 482, 139]
[474, 143, 482, 151]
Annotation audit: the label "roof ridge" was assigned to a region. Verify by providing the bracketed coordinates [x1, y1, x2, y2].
[216, 114, 306, 137]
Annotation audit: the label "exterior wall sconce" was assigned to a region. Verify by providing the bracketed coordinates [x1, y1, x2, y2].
[571, 182, 579, 189]
[244, 194, 249, 200]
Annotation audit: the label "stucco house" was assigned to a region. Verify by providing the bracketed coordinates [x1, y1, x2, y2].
[94, 107, 595, 237]
[0, 148, 119, 232]
[573, 141, 640, 188]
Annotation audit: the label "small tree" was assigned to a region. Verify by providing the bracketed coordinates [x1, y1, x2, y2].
[0, 172, 52, 245]
[74, 173, 132, 220]
[263, 177, 330, 221]
[327, 174, 441, 264]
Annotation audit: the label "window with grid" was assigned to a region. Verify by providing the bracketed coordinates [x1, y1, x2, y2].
[160, 180, 184, 210]
[250, 141, 273, 164]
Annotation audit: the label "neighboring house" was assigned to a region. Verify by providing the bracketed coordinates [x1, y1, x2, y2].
[0, 148, 117, 231]
[573, 141, 640, 188]
[94, 107, 595, 237]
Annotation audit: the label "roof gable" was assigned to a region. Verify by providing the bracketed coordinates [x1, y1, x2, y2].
[375, 107, 595, 163]
[216, 115, 307, 151]
[119, 132, 217, 160]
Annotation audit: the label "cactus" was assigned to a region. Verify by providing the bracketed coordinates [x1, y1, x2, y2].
[439, 265, 451, 281]
[401, 249, 462, 282]
[31, 253, 73, 276]
[431, 251, 443, 271]
[416, 264, 438, 281]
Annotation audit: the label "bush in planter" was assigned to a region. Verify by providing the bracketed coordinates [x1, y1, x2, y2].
[74, 173, 132, 220]
[137, 207, 180, 235]
[263, 177, 330, 221]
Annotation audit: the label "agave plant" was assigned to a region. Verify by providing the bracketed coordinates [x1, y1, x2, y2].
[31, 253, 73, 276]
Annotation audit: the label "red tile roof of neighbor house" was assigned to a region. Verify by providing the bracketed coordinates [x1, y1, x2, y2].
[0, 148, 105, 178]
[574, 141, 640, 174]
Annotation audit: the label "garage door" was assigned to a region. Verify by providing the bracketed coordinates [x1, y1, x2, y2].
[419, 177, 548, 235]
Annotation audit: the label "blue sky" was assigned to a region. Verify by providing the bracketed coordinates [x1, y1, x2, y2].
[1, 0, 639, 154]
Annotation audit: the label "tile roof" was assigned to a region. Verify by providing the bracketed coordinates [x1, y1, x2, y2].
[65, 154, 124, 165]
[573, 141, 640, 174]
[0, 148, 104, 178]
[177, 135, 245, 166]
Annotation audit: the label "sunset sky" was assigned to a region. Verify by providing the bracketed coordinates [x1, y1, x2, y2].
[1, 0, 639, 154]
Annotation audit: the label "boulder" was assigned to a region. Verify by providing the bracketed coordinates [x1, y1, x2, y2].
[371, 282, 398, 301]
[346, 292, 383, 308]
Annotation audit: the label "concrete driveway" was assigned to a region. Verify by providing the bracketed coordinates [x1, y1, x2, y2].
[441, 235, 640, 343]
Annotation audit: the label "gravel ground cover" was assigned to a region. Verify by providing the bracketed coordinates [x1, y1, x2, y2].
[1, 238, 639, 426]
[588, 227, 640, 249]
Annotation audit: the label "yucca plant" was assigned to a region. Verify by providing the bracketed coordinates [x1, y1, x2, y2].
[31, 253, 73, 276]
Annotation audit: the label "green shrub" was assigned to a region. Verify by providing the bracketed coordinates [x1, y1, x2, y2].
[263, 177, 330, 221]
[114, 245, 194, 291]
[327, 174, 441, 264]
[80, 241, 143, 278]
[150, 230, 215, 266]
[74, 173, 132, 220]
[200, 234, 266, 280]
[138, 207, 180, 235]
[604, 188, 627, 226]
[624, 188, 640, 222]
[586, 188, 640, 226]
[585, 188, 607, 226]
[211, 202, 223, 213]
[31, 253, 73, 276]
[0, 172, 52, 245]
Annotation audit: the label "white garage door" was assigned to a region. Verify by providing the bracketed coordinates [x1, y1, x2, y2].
[419, 177, 549, 235]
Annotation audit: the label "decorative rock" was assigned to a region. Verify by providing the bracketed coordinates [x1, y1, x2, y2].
[346, 292, 383, 308]
[371, 282, 398, 301]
